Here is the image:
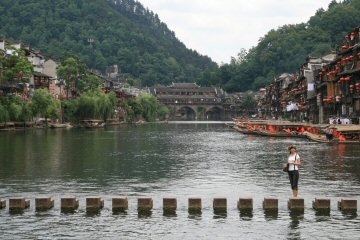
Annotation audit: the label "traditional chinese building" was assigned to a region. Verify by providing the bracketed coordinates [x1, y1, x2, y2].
[149, 83, 227, 120]
[257, 26, 360, 124]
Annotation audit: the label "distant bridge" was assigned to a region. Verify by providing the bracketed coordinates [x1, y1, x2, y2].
[149, 83, 226, 120]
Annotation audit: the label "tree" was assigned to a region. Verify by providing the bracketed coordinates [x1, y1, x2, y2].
[78, 74, 103, 92]
[19, 102, 33, 122]
[31, 89, 60, 123]
[8, 102, 22, 121]
[73, 90, 117, 121]
[57, 56, 87, 98]
[0, 48, 33, 85]
[0, 103, 9, 123]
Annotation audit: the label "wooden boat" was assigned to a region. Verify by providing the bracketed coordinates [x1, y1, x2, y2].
[303, 130, 360, 144]
[233, 126, 253, 134]
[250, 128, 305, 138]
[80, 120, 105, 128]
[49, 123, 72, 128]
[302, 131, 331, 143]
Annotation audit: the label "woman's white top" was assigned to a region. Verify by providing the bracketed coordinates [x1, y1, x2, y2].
[288, 154, 300, 171]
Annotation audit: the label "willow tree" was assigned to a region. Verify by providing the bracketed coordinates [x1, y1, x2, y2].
[74, 90, 117, 121]
[31, 89, 60, 124]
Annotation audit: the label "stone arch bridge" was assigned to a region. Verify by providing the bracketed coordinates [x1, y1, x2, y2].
[149, 83, 227, 121]
[171, 104, 225, 121]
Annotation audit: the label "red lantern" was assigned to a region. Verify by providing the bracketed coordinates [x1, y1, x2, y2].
[342, 45, 349, 50]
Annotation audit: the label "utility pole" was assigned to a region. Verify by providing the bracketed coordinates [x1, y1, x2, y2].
[87, 38, 94, 46]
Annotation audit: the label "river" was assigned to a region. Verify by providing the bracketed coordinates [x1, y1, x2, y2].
[0, 122, 359, 239]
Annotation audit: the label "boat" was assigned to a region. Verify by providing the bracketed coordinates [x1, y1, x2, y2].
[233, 126, 253, 134]
[249, 128, 305, 138]
[302, 131, 331, 143]
[303, 128, 360, 144]
[80, 120, 105, 128]
[49, 123, 72, 128]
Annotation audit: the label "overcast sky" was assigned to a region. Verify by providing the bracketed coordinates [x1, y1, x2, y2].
[139, 0, 334, 64]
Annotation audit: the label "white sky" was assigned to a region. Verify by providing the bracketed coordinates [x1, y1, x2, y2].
[139, 0, 334, 64]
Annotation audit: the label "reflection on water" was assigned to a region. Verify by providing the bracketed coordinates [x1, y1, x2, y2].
[0, 123, 360, 239]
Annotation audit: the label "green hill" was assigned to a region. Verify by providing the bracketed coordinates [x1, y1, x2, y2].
[217, 0, 360, 92]
[0, 0, 217, 86]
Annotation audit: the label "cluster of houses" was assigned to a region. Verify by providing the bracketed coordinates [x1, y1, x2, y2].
[0, 39, 61, 99]
[0, 39, 147, 102]
[257, 27, 360, 125]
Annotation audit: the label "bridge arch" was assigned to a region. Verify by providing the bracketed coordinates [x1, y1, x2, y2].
[205, 106, 224, 121]
[175, 106, 197, 121]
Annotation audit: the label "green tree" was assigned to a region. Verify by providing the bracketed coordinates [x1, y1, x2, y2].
[0, 103, 9, 123]
[31, 89, 60, 123]
[20, 102, 33, 122]
[8, 102, 22, 121]
[74, 90, 117, 121]
[57, 56, 87, 98]
[0, 48, 33, 85]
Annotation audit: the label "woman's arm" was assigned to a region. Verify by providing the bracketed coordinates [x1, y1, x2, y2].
[295, 155, 301, 165]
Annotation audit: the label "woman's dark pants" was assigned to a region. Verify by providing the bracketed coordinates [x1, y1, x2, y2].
[288, 170, 299, 190]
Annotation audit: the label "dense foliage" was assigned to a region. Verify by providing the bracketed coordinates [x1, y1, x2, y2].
[63, 89, 117, 122]
[0, 49, 33, 84]
[0, 0, 217, 87]
[0, 95, 32, 122]
[0, 90, 60, 123]
[121, 94, 169, 122]
[217, 0, 360, 92]
[57, 55, 103, 97]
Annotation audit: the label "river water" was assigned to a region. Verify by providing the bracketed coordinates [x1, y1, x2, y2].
[0, 122, 359, 239]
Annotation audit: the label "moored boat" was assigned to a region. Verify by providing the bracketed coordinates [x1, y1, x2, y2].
[50, 123, 72, 128]
[80, 120, 105, 128]
[302, 131, 331, 143]
[233, 126, 254, 134]
[252, 128, 305, 138]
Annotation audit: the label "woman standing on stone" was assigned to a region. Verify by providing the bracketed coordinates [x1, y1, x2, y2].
[287, 145, 301, 197]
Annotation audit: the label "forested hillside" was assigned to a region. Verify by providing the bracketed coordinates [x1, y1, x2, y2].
[217, 0, 360, 92]
[0, 0, 217, 86]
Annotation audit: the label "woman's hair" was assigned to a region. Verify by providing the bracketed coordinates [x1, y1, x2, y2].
[288, 145, 296, 152]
